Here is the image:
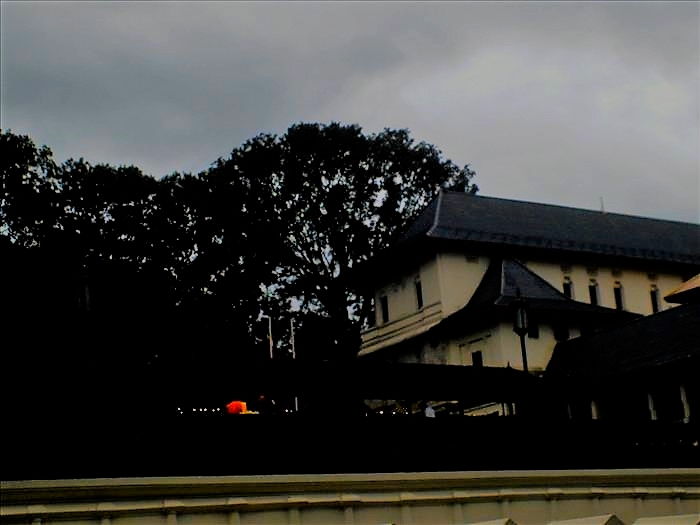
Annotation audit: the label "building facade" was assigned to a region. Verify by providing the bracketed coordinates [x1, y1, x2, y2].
[358, 192, 699, 374]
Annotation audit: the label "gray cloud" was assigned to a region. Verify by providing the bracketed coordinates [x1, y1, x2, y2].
[1, 1, 697, 222]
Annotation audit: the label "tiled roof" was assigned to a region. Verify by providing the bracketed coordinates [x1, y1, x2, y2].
[546, 303, 700, 380]
[401, 191, 700, 265]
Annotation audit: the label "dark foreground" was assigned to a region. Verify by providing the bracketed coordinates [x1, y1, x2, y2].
[3, 414, 698, 481]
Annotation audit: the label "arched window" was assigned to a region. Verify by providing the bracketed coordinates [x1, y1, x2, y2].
[414, 277, 424, 310]
[588, 279, 599, 306]
[650, 284, 660, 313]
[562, 276, 574, 299]
[613, 281, 625, 310]
[380, 295, 389, 324]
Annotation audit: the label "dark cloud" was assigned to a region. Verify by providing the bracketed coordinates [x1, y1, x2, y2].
[1, 2, 697, 222]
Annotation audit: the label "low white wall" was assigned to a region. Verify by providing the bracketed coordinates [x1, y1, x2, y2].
[3, 470, 699, 525]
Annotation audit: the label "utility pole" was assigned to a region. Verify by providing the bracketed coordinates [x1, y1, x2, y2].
[261, 314, 273, 360]
[290, 318, 299, 412]
[290, 318, 296, 360]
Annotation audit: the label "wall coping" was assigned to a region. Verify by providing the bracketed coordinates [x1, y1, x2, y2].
[4, 469, 700, 504]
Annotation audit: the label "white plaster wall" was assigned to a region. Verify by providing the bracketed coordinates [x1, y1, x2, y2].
[495, 322, 559, 372]
[362, 251, 690, 358]
[361, 257, 444, 355]
[374, 256, 441, 325]
[436, 253, 490, 316]
[443, 328, 499, 367]
[438, 322, 581, 372]
[525, 261, 685, 315]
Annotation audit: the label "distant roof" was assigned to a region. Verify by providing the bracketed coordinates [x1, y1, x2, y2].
[547, 303, 700, 381]
[400, 191, 700, 266]
[664, 274, 700, 304]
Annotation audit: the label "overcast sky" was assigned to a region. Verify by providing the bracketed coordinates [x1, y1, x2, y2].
[2, 1, 698, 223]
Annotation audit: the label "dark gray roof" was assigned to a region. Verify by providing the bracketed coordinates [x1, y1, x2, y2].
[547, 303, 700, 380]
[401, 191, 700, 266]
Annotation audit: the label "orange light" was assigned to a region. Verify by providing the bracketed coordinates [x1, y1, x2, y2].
[226, 401, 247, 414]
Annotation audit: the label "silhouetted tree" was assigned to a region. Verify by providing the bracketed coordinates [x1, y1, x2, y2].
[207, 122, 478, 359]
[2, 124, 477, 367]
[1, 131, 59, 246]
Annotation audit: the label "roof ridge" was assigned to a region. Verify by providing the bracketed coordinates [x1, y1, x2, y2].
[440, 190, 699, 226]
[426, 189, 444, 236]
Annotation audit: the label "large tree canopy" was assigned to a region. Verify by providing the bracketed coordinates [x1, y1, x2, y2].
[2, 123, 477, 368]
[206, 123, 477, 358]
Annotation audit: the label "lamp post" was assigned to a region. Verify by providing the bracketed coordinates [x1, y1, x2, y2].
[512, 289, 529, 374]
[290, 318, 299, 412]
[260, 314, 273, 360]
[290, 318, 296, 360]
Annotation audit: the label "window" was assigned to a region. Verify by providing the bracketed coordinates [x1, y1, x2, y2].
[414, 278, 424, 310]
[380, 295, 389, 324]
[613, 281, 624, 310]
[527, 320, 539, 339]
[366, 297, 376, 328]
[588, 280, 599, 305]
[562, 276, 573, 299]
[652, 386, 686, 422]
[471, 351, 483, 368]
[553, 324, 570, 342]
[650, 285, 660, 313]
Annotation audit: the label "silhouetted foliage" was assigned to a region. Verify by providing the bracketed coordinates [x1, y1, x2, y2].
[206, 122, 477, 358]
[2, 124, 477, 387]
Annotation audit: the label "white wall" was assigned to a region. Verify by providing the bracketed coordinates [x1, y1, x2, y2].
[360, 256, 444, 356]
[437, 252, 490, 316]
[525, 260, 684, 315]
[361, 250, 690, 359]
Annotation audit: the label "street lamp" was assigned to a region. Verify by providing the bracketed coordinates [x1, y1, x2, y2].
[512, 288, 529, 373]
[260, 314, 273, 360]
